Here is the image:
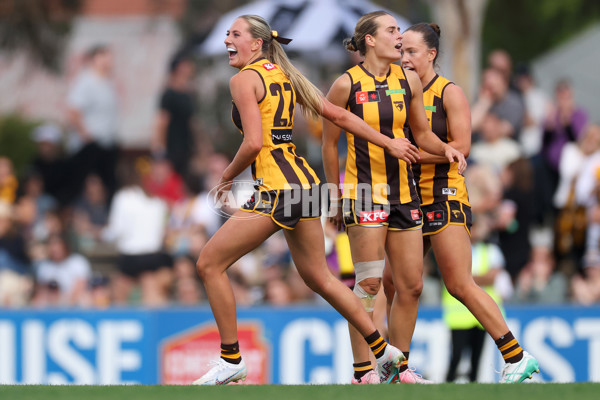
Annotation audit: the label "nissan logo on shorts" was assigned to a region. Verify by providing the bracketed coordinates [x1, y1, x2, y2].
[207, 180, 274, 220]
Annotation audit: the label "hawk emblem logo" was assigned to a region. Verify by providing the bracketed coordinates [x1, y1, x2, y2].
[394, 101, 404, 111]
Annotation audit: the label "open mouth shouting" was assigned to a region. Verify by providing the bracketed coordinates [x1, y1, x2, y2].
[227, 47, 238, 59]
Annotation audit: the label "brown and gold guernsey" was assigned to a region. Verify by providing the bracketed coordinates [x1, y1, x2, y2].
[231, 58, 319, 190]
[412, 74, 469, 206]
[344, 63, 419, 205]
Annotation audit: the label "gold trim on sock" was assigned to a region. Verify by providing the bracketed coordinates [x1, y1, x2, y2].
[354, 364, 373, 372]
[369, 337, 384, 348]
[221, 352, 241, 359]
[503, 348, 522, 360]
[499, 339, 517, 352]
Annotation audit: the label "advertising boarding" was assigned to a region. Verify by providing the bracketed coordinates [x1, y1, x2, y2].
[0, 306, 598, 384]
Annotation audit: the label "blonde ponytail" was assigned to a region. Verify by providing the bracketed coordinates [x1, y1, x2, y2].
[267, 41, 323, 119]
[240, 15, 323, 119]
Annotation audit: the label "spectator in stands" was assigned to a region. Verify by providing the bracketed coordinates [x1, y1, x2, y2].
[514, 64, 551, 157]
[165, 174, 206, 258]
[152, 55, 198, 180]
[30, 123, 70, 206]
[535, 79, 589, 226]
[171, 254, 204, 305]
[66, 44, 120, 201]
[33, 233, 92, 307]
[200, 152, 235, 234]
[542, 79, 589, 175]
[464, 164, 503, 215]
[487, 49, 514, 89]
[263, 263, 294, 306]
[168, 220, 209, 306]
[142, 155, 185, 208]
[513, 244, 568, 304]
[0, 201, 32, 307]
[553, 124, 600, 272]
[71, 174, 110, 252]
[471, 67, 525, 140]
[227, 255, 261, 306]
[0, 157, 18, 204]
[15, 171, 58, 243]
[470, 111, 521, 173]
[573, 128, 600, 279]
[572, 251, 600, 305]
[496, 158, 536, 281]
[101, 158, 172, 307]
[555, 124, 600, 210]
[87, 273, 111, 309]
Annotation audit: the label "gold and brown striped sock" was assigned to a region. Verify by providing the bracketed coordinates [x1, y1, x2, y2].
[399, 351, 409, 373]
[365, 330, 388, 359]
[495, 331, 524, 364]
[353, 361, 373, 380]
[220, 342, 242, 365]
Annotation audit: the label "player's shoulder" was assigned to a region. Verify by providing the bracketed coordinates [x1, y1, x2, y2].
[389, 63, 405, 76]
[332, 72, 352, 91]
[440, 78, 468, 106]
[345, 63, 369, 82]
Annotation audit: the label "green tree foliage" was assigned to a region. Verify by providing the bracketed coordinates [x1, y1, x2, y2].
[0, 114, 39, 178]
[0, 0, 82, 72]
[482, 0, 600, 64]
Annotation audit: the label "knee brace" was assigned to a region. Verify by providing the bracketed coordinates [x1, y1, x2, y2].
[353, 260, 385, 312]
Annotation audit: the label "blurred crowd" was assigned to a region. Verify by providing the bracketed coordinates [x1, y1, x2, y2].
[1, 45, 599, 309]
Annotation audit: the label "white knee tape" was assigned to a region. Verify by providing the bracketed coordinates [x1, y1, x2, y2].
[353, 260, 385, 312]
[354, 260, 385, 283]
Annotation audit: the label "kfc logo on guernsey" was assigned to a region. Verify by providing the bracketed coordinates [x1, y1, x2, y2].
[360, 210, 389, 223]
[262, 62, 277, 71]
[356, 91, 381, 104]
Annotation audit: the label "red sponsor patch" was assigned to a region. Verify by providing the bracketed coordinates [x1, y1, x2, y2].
[356, 91, 369, 104]
[426, 211, 444, 221]
[262, 62, 277, 71]
[160, 323, 269, 384]
[359, 210, 389, 223]
[411, 209, 421, 220]
[356, 91, 381, 104]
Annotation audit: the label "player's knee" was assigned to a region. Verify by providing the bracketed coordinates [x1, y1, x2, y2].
[409, 279, 424, 298]
[305, 275, 333, 297]
[353, 260, 385, 312]
[382, 275, 395, 302]
[445, 281, 468, 302]
[358, 277, 381, 295]
[394, 275, 423, 300]
[195, 255, 214, 281]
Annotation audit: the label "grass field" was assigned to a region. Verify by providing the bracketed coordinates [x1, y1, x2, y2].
[1, 383, 599, 400]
